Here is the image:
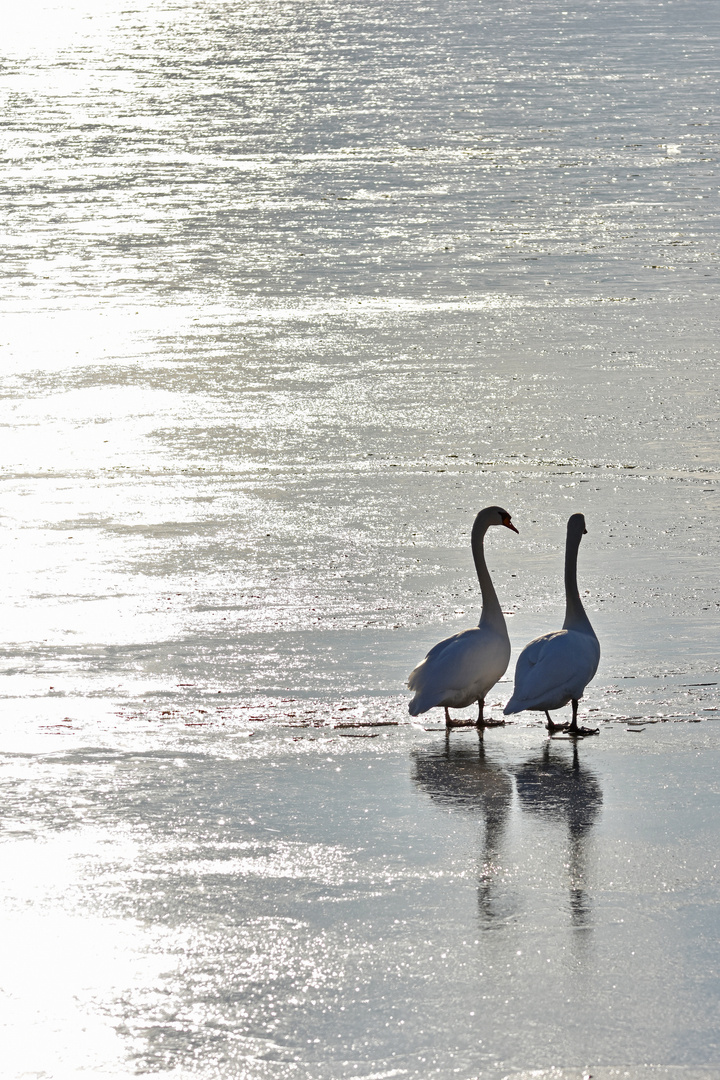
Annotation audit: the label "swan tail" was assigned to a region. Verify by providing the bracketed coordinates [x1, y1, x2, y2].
[408, 691, 437, 717]
[503, 694, 524, 716]
[407, 661, 424, 693]
[407, 675, 438, 717]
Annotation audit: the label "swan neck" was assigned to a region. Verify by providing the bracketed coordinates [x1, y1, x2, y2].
[562, 531, 592, 631]
[471, 522, 505, 629]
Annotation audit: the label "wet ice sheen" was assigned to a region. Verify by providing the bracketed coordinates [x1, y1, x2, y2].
[1, 0, 719, 1076]
[3, 724, 720, 1079]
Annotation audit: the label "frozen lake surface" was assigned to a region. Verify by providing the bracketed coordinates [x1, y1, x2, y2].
[1, 0, 719, 1075]
[3, 719, 720, 1080]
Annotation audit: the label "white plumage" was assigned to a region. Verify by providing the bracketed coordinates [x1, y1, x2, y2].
[408, 505, 518, 728]
[504, 513, 600, 736]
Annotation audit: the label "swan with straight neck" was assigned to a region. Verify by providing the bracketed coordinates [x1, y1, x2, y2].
[407, 506, 518, 729]
[504, 513, 600, 737]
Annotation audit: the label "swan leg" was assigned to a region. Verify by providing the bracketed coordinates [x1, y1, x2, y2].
[445, 706, 474, 729]
[444, 707, 468, 728]
[545, 709, 568, 733]
[477, 698, 505, 728]
[567, 698, 599, 737]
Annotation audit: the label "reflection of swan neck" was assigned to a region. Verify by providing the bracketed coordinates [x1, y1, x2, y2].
[471, 517, 503, 630]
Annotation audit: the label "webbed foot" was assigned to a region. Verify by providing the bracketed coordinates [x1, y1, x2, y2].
[546, 719, 569, 732]
[567, 724, 600, 738]
[566, 700, 599, 737]
[545, 711, 568, 733]
[475, 700, 505, 729]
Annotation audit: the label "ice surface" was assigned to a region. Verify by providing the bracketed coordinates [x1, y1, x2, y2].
[3, 720, 720, 1079]
[0, 0, 718, 1075]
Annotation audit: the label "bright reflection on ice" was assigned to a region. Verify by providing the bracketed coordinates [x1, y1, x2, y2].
[0, 835, 165, 1080]
[2, 725, 720, 1078]
[1, 0, 720, 1074]
[0, 919, 136, 1078]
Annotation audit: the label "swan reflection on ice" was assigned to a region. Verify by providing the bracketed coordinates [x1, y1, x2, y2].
[411, 737, 603, 926]
[410, 738, 513, 919]
[514, 742, 603, 929]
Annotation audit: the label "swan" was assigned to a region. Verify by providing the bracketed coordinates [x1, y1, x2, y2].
[408, 505, 518, 729]
[503, 513, 600, 737]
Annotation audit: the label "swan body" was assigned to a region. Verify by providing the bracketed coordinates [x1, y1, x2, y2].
[506, 629, 600, 713]
[408, 505, 518, 728]
[504, 513, 600, 736]
[408, 623, 512, 714]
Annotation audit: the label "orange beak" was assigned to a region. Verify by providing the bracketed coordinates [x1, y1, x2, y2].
[502, 516, 519, 534]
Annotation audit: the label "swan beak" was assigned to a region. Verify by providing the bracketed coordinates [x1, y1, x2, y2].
[502, 516, 519, 534]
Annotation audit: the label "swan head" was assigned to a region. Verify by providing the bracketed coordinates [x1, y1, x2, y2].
[476, 505, 519, 533]
[567, 512, 587, 538]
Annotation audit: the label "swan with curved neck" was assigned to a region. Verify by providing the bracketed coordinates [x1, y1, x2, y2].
[408, 505, 518, 729]
[504, 513, 600, 737]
